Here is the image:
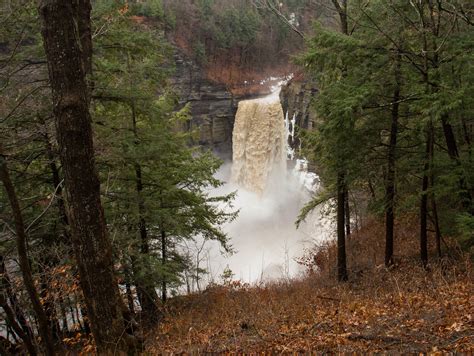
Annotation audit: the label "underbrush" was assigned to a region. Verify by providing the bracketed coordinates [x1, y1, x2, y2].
[146, 217, 473, 353]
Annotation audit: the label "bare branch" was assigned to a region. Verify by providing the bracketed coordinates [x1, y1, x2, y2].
[26, 179, 64, 233]
[251, 0, 305, 38]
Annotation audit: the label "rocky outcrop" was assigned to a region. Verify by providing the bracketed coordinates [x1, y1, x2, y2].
[170, 50, 238, 159]
[280, 75, 319, 170]
[280, 76, 318, 132]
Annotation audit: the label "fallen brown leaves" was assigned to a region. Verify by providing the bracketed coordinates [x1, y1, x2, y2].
[146, 218, 473, 353]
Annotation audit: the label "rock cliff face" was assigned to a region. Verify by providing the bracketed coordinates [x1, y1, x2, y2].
[279, 75, 320, 172]
[280, 76, 318, 136]
[170, 50, 238, 159]
[170, 50, 317, 160]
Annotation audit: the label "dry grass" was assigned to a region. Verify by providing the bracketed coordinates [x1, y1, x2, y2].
[146, 218, 474, 353]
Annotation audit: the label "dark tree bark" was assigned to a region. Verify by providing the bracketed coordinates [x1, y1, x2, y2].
[420, 180, 429, 267]
[161, 229, 168, 301]
[431, 198, 442, 258]
[384, 50, 401, 267]
[368, 178, 376, 200]
[332, 0, 348, 35]
[39, 1, 131, 352]
[420, 125, 433, 267]
[441, 118, 460, 159]
[333, 0, 349, 282]
[73, 0, 93, 77]
[0, 154, 55, 355]
[337, 173, 348, 281]
[427, 128, 442, 258]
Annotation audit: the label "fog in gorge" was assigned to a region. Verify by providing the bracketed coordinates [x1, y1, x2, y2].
[199, 90, 334, 285]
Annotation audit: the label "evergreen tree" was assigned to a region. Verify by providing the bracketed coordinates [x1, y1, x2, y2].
[91, 2, 237, 317]
[301, 0, 474, 273]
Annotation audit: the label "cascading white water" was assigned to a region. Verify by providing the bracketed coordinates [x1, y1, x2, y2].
[231, 95, 286, 194]
[204, 84, 332, 285]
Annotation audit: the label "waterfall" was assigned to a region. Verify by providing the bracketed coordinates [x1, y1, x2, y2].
[203, 84, 333, 285]
[231, 95, 286, 194]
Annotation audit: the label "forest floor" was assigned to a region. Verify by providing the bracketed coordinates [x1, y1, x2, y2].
[146, 218, 473, 353]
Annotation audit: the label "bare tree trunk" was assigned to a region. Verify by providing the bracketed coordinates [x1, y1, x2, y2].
[428, 134, 442, 259]
[161, 229, 168, 301]
[39, 1, 131, 352]
[332, 0, 348, 35]
[0, 154, 55, 355]
[335, 0, 349, 282]
[337, 173, 348, 281]
[431, 198, 442, 258]
[420, 124, 433, 267]
[384, 50, 401, 267]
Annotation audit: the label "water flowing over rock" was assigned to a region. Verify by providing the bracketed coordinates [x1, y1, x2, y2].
[201, 84, 333, 285]
[231, 95, 286, 194]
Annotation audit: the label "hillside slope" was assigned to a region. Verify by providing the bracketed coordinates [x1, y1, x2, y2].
[146, 219, 473, 353]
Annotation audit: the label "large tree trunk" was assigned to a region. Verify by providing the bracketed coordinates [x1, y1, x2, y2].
[384, 50, 401, 267]
[39, 1, 131, 352]
[0, 155, 55, 355]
